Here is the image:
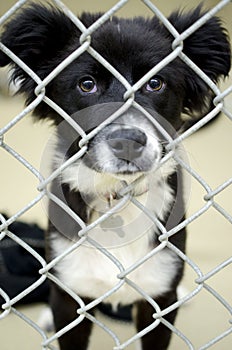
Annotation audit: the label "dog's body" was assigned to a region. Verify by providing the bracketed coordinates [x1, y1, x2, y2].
[0, 3, 230, 350]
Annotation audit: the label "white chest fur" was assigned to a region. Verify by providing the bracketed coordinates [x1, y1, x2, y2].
[53, 236, 179, 307]
[52, 180, 180, 307]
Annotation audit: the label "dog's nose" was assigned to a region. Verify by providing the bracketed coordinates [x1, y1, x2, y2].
[107, 128, 147, 161]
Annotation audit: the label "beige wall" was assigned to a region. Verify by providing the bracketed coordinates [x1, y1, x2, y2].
[1, 1, 231, 36]
[0, 1, 226, 19]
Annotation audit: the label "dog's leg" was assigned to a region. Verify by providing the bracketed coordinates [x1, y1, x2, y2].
[135, 291, 177, 350]
[50, 284, 93, 350]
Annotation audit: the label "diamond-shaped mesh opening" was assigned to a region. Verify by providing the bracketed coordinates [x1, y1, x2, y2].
[0, 0, 232, 349]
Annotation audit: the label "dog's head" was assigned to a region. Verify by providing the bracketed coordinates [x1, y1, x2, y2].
[0, 4, 231, 194]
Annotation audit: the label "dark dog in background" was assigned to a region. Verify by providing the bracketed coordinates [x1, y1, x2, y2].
[0, 3, 230, 350]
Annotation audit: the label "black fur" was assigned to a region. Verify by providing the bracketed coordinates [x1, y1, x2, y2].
[0, 3, 230, 350]
[0, 4, 230, 124]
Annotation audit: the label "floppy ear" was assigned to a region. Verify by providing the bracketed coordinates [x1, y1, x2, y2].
[0, 4, 79, 120]
[168, 6, 231, 117]
[0, 4, 78, 69]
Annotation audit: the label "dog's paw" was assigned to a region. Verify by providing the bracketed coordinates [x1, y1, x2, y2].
[37, 306, 54, 332]
[177, 285, 191, 304]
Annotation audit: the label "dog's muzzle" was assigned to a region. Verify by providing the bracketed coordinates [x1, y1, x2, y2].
[106, 128, 147, 162]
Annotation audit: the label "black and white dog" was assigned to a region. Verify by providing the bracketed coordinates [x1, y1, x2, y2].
[0, 3, 230, 350]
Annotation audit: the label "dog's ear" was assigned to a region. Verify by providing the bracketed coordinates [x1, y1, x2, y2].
[0, 4, 78, 70]
[0, 4, 80, 122]
[0, 5, 104, 123]
[168, 6, 231, 117]
[0, 6, 103, 73]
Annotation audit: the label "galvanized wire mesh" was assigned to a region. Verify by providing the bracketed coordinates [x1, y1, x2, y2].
[0, 0, 232, 349]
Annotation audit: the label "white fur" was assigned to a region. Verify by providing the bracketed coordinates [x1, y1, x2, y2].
[52, 233, 179, 309]
[51, 168, 180, 309]
[50, 111, 181, 310]
[37, 306, 54, 332]
[60, 156, 176, 199]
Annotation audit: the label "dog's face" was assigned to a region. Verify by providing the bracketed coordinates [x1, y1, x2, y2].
[51, 17, 188, 181]
[49, 16, 187, 182]
[0, 5, 230, 191]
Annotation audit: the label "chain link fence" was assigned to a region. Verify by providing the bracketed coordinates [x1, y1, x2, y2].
[0, 0, 232, 349]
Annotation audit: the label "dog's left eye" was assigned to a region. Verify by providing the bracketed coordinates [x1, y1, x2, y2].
[145, 77, 164, 92]
[78, 77, 97, 94]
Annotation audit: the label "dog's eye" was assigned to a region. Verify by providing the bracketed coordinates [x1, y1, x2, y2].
[145, 77, 164, 92]
[78, 77, 97, 93]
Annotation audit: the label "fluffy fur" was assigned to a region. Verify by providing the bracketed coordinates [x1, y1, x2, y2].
[0, 3, 230, 350]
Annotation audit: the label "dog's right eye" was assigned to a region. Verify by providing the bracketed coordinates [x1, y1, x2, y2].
[78, 77, 97, 94]
[145, 76, 164, 92]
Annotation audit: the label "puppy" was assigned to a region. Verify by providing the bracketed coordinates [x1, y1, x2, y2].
[0, 3, 230, 350]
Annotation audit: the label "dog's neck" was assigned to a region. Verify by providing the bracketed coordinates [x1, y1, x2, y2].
[104, 184, 149, 208]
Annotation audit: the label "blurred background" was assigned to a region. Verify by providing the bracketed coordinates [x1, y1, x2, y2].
[0, 0, 231, 349]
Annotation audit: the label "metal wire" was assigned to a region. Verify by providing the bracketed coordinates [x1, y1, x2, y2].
[0, 0, 231, 349]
